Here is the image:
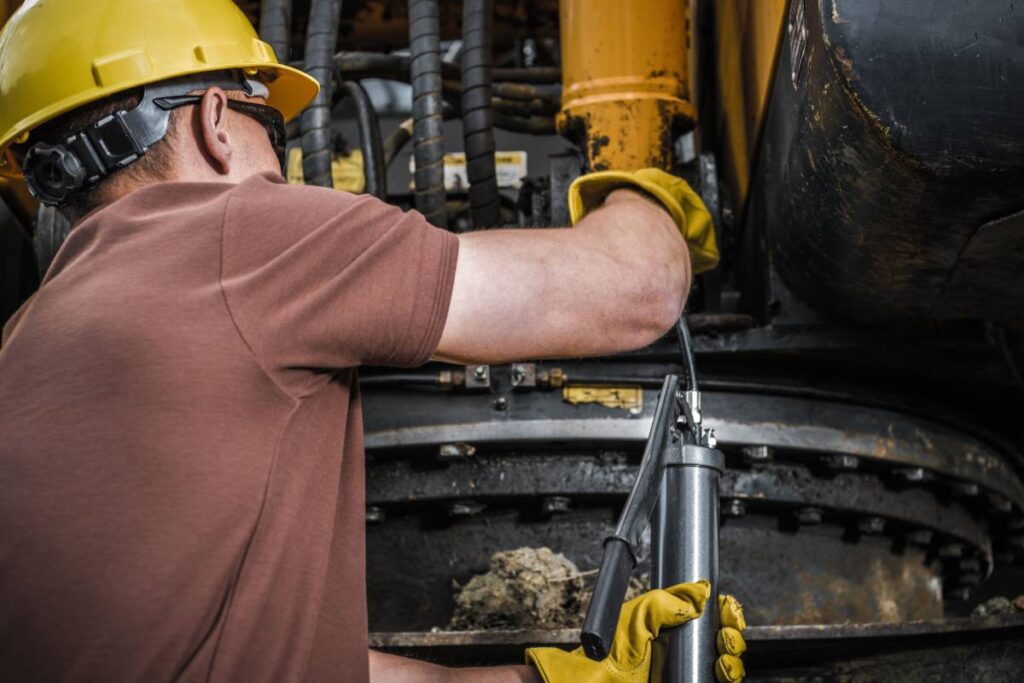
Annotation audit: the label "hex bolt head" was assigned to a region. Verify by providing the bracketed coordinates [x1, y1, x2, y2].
[939, 542, 965, 559]
[492, 396, 508, 411]
[541, 496, 571, 514]
[473, 365, 488, 380]
[959, 558, 982, 573]
[893, 467, 931, 484]
[822, 454, 859, 471]
[795, 507, 824, 525]
[722, 499, 747, 518]
[994, 551, 1016, 566]
[986, 493, 1013, 514]
[365, 506, 385, 523]
[948, 481, 980, 498]
[907, 529, 934, 547]
[859, 516, 886, 535]
[945, 586, 971, 602]
[437, 442, 477, 460]
[741, 445, 773, 464]
[958, 572, 982, 586]
[447, 500, 486, 518]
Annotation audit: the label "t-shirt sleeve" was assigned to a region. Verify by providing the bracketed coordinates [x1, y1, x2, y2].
[219, 174, 458, 392]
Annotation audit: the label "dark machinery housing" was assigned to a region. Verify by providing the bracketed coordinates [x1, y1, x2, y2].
[1, 1, 1022, 680]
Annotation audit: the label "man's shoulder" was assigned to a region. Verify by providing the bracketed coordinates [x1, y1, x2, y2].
[224, 173, 408, 243]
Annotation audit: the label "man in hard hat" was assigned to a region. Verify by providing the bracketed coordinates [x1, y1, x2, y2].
[0, 1, 745, 682]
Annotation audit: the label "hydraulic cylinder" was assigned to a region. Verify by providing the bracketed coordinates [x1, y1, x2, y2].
[558, 0, 695, 171]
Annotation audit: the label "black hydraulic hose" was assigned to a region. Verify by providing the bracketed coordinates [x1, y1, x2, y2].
[300, 0, 342, 187]
[259, 0, 292, 64]
[461, 0, 500, 227]
[676, 315, 699, 392]
[408, 0, 447, 227]
[382, 118, 414, 167]
[338, 81, 387, 199]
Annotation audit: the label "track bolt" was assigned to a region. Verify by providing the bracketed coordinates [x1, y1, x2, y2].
[986, 493, 1013, 514]
[822, 454, 858, 471]
[907, 529, 934, 547]
[795, 507, 824, 525]
[722, 499, 747, 518]
[893, 467, 931, 484]
[492, 397, 508, 411]
[447, 500, 486, 518]
[541, 496, 571, 514]
[958, 572, 982, 586]
[994, 551, 1016, 565]
[365, 506, 385, 523]
[939, 542, 965, 559]
[438, 443, 476, 460]
[945, 586, 971, 602]
[948, 481, 980, 498]
[741, 445, 773, 464]
[959, 558, 982, 573]
[859, 517, 886, 534]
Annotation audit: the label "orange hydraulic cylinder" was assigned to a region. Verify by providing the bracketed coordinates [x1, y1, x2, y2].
[557, 0, 695, 172]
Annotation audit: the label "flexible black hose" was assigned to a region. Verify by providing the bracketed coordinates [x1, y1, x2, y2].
[675, 315, 699, 392]
[300, 0, 342, 187]
[337, 81, 386, 199]
[408, 0, 447, 227]
[461, 0, 499, 227]
[382, 118, 414, 167]
[259, 0, 292, 64]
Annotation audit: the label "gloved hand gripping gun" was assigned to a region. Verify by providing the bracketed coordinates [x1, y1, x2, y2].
[582, 316, 725, 683]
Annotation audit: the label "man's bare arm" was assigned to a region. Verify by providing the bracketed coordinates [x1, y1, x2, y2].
[435, 188, 691, 364]
[369, 650, 540, 682]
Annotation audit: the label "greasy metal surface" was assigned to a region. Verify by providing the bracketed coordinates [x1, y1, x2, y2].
[756, 0, 1024, 322]
[369, 612, 1024, 648]
[366, 508, 944, 631]
[366, 456, 990, 556]
[370, 616, 1024, 681]
[557, 0, 694, 170]
[363, 389, 1024, 510]
[940, 209, 1024, 322]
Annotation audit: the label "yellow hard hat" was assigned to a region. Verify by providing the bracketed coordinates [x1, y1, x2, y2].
[0, 0, 320, 178]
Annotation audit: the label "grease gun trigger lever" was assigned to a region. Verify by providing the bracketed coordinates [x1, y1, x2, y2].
[580, 374, 681, 662]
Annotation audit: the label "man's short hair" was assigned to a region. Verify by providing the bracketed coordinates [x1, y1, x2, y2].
[14, 88, 177, 223]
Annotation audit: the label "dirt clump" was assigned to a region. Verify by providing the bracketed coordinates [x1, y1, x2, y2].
[449, 546, 649, 630]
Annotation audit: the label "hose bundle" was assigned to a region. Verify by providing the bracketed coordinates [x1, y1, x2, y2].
[461, 0, 500, 227]
[408, 0, 447, 227]
[258, 0, 292, 64]
[300, 0, 343, 188]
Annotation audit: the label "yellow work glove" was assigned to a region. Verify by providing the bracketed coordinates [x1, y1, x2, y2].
[567, 168, 720, 274]
[526, 581, 747, 683]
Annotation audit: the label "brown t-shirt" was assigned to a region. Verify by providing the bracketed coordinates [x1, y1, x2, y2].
[0, 173, 458, 681]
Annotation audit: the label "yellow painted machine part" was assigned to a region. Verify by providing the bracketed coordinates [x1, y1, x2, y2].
[558, 0, 695, 172]
[714, 0, 788, 214]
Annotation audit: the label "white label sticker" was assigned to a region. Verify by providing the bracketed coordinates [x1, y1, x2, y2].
[410, 151, 528, 191]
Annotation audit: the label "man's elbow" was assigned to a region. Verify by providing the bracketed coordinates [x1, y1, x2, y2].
[621, 261, 690, 351]
[647, 244, 692, 340]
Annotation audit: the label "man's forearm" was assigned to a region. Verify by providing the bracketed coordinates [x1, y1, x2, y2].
[370, 650, 541, 683]
[434, 186, 691, 364]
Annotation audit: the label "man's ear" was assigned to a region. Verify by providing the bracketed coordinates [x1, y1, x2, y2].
[197, 87, 233, 175]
